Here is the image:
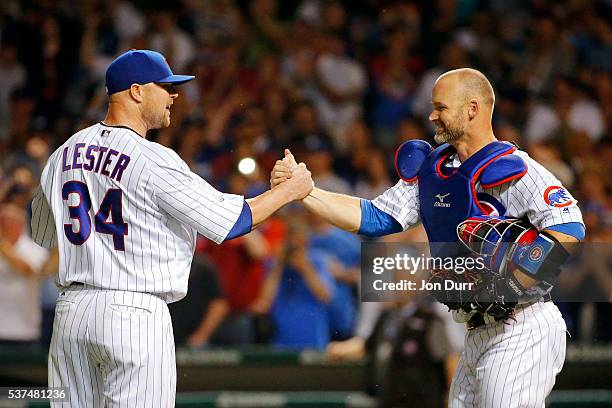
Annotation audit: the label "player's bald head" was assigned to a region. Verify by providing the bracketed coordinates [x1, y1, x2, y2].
[436, 68, 495, 109]
[430, 68, 497, 143]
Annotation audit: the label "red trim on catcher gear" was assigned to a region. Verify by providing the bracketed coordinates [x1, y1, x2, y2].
[515, 227, 538, 245]
[471, 147, 517, 214]
[480, 167, 528, 189]
[435, 153, 458, 179]
[479, 201, 496, 215]
[394, 145, 417, 183]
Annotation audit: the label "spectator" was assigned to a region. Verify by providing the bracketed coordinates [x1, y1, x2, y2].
[518, 14, 576, 96]
[110, 0, 147, 48]
[168, 254, 229, 347]
[261, 85, 291, 146]
[311, 34, 366, 150]
[308, 211, 361, 340]
[183, 0, 242, 47]
[296, 134, 351, 195]
[455, 11, 502, 79]
[578, 170, 611, 234]
[328, 300, 465, 407]
[397, 116, 428, 144]
[369, 22, 422, 145]
[524, 76, 606, 146]
[287, 101, 351, 193]
[39, 248, 59, 346]
[528, 143, 575, 188]
[339, 118, 374, 182]
[0, 43, 26, 141]
[150, 10, 195, 72]
[199, 172, 270, 344]
[255, 212, 334, 349]
[0, 204, 49, 346]
[556, 244, 612, 343]
[1, 166, 37, 209]
[287, 100, 332, 146]
[353, 148, 392, 200]
[411, 41, 469, 126]
[248, 0, 289, 56]
[5, 88, 36, 142]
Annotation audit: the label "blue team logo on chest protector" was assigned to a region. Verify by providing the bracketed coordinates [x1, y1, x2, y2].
[417, 142, 518, 247]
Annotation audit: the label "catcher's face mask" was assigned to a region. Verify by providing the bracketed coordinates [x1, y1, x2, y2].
[457, 216, 538, 276]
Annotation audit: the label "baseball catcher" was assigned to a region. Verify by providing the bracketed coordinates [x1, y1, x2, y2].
[272, 68, 585, 407]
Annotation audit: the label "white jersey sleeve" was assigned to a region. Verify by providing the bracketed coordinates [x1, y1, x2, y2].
[31, 184, 57, 249]
[479, 151, 583, 230]
[145, 145, 244, 244]
[371, 180, 421, 231]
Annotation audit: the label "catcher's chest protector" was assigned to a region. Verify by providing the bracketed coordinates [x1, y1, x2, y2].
[417, 141, 520, 244]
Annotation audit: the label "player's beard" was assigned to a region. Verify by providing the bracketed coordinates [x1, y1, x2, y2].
[162, 107, 171, 128]
[144, 105, 171, 130]
[434, 115, 465, 145]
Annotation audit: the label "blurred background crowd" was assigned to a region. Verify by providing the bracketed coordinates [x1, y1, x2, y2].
[0, 0, 610, 372]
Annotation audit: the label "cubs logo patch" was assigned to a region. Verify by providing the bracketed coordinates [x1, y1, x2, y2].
[529, 245, 544, 262]
[543, 186, 573, 208]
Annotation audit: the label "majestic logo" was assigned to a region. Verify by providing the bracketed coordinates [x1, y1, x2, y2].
[544, 186, 573, 208]
[434, 193, 451, 208]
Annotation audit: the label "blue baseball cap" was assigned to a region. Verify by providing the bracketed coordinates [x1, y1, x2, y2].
[105, 50, 195, 95]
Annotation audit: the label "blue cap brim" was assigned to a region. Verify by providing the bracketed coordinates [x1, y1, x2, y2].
[156, 74, 195, 85]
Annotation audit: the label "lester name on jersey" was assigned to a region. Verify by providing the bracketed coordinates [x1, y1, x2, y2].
[31, 122, 244, 303]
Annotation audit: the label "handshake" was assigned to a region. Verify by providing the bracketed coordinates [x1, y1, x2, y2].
[270, 149, 314, 201]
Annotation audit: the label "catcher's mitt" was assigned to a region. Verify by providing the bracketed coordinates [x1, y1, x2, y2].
[427, 267, 481, 311]
[427, 264, 516, 321]
[428, 216, 540, 321]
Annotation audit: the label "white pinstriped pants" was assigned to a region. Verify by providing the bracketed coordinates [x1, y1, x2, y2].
[449, 301, 567, 408]
[49, 285, 176, 407]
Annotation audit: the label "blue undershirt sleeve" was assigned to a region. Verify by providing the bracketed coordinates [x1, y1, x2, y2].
[358, 199, 403, 237]
[224, 200, 253, 241]
[545, 222, 585, 241]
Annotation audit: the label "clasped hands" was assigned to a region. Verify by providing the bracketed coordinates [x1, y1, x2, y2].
[270, 149, 313, 200]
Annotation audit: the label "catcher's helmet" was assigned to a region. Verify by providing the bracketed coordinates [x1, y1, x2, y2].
[457, 216, 539, 275]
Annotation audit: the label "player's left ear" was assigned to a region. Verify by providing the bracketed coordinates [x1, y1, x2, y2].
[467, 100, 478, 120]
[129, 84, 144, 103]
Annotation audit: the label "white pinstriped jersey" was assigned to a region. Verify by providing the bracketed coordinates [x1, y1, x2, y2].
[373, 148, 583, 231]
[31, 122, 243, 303]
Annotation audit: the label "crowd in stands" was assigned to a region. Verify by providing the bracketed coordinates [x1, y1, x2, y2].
[0, 0, 610, 353]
